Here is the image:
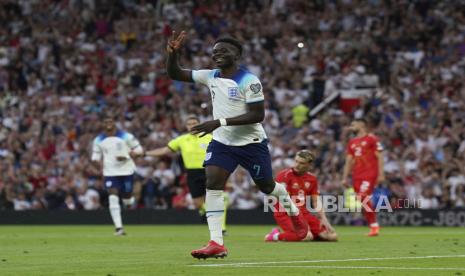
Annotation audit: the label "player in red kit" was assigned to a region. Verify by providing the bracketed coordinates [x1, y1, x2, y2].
[342, 118, 385, 236]
[265, 150, 338, 242]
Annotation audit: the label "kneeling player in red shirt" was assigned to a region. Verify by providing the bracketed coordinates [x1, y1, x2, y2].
[265, 150, 338, 242]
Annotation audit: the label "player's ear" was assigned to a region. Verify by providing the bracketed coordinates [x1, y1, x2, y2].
[233, 48, 241, 61]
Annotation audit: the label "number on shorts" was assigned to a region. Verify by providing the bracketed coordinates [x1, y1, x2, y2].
[253, 165, 261, 177]
[360, 181, 370, 193]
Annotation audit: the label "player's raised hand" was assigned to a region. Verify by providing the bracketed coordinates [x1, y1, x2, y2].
[167, 30, 186, 53]
[190, 120, 221, 137]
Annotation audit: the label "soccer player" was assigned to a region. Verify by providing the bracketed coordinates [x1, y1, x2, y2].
[342, 118, 385, 236]
[91, 114, 144, 236]
[166, 31, 306, 259]
[265, 150, 338, 242]
[144, 115, 228, 232]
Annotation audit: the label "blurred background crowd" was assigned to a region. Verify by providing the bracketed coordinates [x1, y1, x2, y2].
[0, 0, 464, 211]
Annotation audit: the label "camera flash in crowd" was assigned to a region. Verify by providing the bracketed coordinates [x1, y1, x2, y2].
[297, 42, 304, 48]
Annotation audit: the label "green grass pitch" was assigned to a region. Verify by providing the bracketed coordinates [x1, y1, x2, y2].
[1, 225, 464, 275]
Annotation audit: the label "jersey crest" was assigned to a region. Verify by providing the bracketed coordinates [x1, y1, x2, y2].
[228, 87, 239, 97]
[304, 182, 311, 189]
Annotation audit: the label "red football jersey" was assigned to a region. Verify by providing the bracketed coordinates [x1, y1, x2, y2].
[275, 168, 319, 208]
[347, 134, 383, 179]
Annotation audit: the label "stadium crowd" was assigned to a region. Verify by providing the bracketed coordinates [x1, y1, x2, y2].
[0, 0, 464, 211]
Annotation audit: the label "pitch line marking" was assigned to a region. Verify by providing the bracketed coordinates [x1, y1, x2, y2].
[227, 265, 465, 271]
[190, 254, 465, 267]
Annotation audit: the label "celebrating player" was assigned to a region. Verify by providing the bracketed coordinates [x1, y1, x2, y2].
[166, 31, 306, 259]
[265, 150, 338, 242]
[342, 118, 384, 236]
[144, 115, 228, 232]
[91, 114, 144, 236]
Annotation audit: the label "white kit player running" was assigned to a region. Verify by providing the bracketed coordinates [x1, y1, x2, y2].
[91, 114, 144, 235]
[166, 31, 307, 259]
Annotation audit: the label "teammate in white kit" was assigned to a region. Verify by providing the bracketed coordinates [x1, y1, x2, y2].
[91, 114, 144, 235]
[166, 31, 307, 259]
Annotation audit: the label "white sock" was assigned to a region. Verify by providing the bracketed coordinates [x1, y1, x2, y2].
[122, 196, 135, 208]
[109, 195, 123, 229]
[370, 223, 379, 227]
[271, 182, 299, 216]
[206, 189, 224, 245]
[272, 233, 280, 241]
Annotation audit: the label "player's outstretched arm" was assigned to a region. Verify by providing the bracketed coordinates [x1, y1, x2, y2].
[190, 101, 264, 136]
[166, 30, 193, 83]
[145, 146, 172, 157]
[311, 194, 335, 233]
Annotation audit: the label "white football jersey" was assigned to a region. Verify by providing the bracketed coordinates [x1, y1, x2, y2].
[91, 130, 143, 176]
[192, 68, 267, 146]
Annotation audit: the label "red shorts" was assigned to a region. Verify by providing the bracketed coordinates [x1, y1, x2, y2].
[302, 210, 326, 237]
[353, 176, 377, 196]
[273, 209, 325, 238]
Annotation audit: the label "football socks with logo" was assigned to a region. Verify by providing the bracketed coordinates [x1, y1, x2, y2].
[109, 194, 123, 229]
[222, 191, 229, 232]
[206, 189, 224, 245]
[122, 196, 135, 208]
[271, 182, 300, 216]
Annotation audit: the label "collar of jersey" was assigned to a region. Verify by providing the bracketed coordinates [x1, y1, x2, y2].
[213, 67, 249, 84]
[100, 129, 125, 139]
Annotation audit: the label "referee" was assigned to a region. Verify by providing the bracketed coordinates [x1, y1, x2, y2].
[145, 115, 227, 230]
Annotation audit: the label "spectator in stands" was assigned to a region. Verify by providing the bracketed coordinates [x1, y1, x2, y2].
[0, 0, 464, 211]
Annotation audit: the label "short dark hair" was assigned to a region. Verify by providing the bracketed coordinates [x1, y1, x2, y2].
[296, 150, 315, 164]
[185, 114, 199, 122]
[353, 118, 368, 125]
[366, 113, 381, 128]
[214, 36, 243, 56]
[102, 112, 115, 120]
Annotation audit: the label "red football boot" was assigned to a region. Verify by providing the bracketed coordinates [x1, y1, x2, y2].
[368, 226, 380, 237]
[191, 240, 228, 259]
